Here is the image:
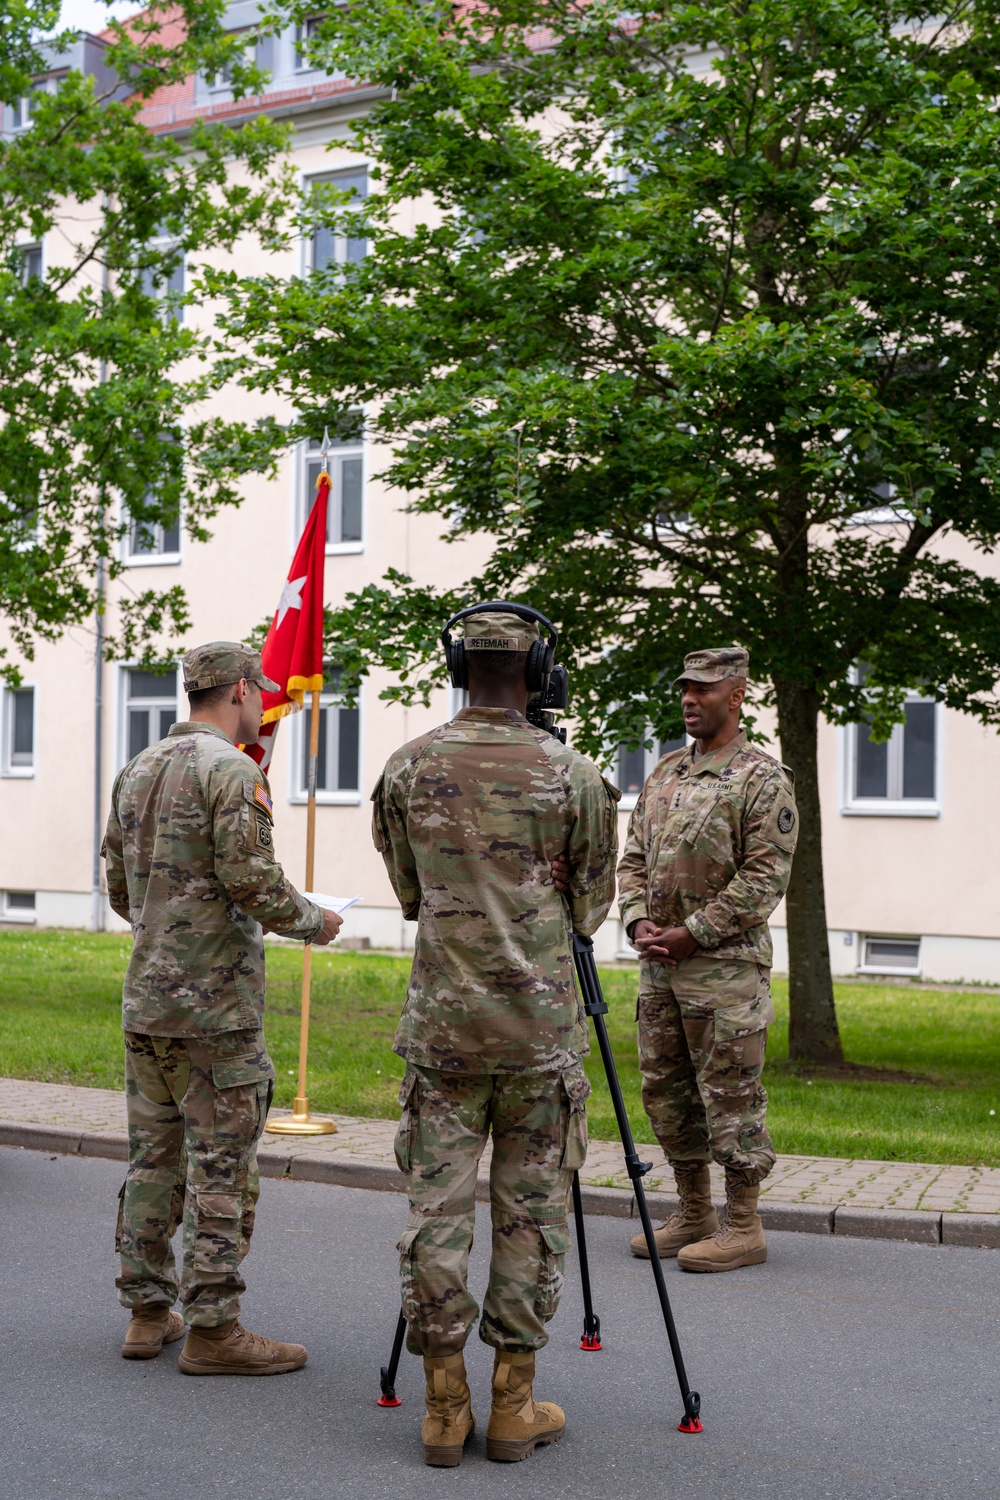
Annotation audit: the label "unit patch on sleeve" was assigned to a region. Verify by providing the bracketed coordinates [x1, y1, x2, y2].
[777, 806, 795, 835]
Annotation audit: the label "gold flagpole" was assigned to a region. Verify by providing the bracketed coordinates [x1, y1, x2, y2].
[267, 442, 335, 1137]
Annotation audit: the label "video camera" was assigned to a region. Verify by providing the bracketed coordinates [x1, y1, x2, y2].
[526, 663, 569, 744]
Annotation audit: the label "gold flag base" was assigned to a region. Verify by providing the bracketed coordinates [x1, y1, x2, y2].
[265, 1097, 337, 1136]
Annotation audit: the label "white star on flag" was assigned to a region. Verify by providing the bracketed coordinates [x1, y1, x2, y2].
[275, 574, 306, 630]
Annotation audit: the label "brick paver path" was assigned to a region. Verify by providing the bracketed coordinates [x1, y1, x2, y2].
[2, 1076, 997, 1214]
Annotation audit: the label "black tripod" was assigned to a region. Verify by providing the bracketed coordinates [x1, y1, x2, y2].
[377, 933, 703, 1434]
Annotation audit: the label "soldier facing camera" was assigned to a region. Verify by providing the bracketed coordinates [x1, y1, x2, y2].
[372, 603, 620, 1467]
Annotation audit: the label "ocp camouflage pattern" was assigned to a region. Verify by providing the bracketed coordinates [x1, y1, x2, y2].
[617, 729, 798, 963]
[394, 1063, 590, 1356]
[116, 1028, 275, 1326]
[372, 706, 620, 1074]
[103, 721, 322, 1037]
[637, 956, 776, 1184]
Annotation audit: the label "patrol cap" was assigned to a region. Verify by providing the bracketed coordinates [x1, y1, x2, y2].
[462, 610, 540, 652]
[673, 646, 749, 689]
[182, 641, 280, 694]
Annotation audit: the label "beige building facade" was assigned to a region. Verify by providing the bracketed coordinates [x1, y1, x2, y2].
[3, 17, 999, 981]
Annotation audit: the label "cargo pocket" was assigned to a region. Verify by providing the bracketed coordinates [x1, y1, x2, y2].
[211, 1055, 273, 1147]
[192, 1189, 242, 1275]
[713, 968, 775, 1044]
[396, 1220, 422, 1325]
[559, 1065, 591, 1172]
[534, 1223, 571, 1321]
[394, 1068, 419, 1175]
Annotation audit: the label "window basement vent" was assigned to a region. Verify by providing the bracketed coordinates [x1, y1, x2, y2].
[861, 936, 921, 973]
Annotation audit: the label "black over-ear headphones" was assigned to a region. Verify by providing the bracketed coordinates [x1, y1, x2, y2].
[441, 600, 558, 693]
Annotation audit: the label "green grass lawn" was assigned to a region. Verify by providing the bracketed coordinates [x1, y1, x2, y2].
[2, 930, 998, 1166]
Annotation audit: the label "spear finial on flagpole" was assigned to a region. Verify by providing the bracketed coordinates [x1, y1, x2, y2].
[320, 425, 331, 482]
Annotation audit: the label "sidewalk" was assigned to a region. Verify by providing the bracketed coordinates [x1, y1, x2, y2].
[2, 1076, 998, 1248]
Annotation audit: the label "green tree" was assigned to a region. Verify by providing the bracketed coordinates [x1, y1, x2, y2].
[0, 0, 294, 677]
[225, 0, 1000, 1062]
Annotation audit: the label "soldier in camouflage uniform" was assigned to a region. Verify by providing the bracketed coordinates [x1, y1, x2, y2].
[103, 642, 341, 1371]
[372, 608, 619, 1466]
[618, 646, 798, 1273]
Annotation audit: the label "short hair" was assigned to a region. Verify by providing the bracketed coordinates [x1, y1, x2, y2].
[188, 681, 235, 710]
[465, 650, 529, 688]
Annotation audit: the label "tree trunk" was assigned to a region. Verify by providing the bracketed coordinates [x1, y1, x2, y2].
[774, 677, 844, 1065]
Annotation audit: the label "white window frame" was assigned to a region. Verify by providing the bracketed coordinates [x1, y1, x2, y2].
[140, 224, 185, 323]
[15, 238, 43, 284]
[117, 664, 180, 769]
[840, 687, 942, 818]
[857, 933, 922, 977]
[449, 686, 470, 718]
[2, 682, 36, 778]
[614, 733, 688, 811]
[301, 164, 369, 276]
[121, 500, 183, 568]
[288, 677, 362, 806]
[1, 890, 36, 924]
[298, 424, 365, 556]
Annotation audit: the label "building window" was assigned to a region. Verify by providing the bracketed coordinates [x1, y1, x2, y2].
[615, 735, 687, 803]
[307, 167, 368, 270]
[122, 668, 177, 764]
[860, 935, 921, 975]
[843, 681, 939, 815]
[294, 668, 360, 802]
[302, 416, 364, 550]
[2, 686, 35, 776]
[15, 242, 42, 283]
[2, 890, 36, 923]
[8, 86, 46, 132]
[450, 686, 470, 718]
[140, 224, 184, 322]
[295, 15, 326, 69]
[125, 505, 181, 563]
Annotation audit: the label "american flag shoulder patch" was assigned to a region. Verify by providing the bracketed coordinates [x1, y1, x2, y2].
[253, 784, 273, 816]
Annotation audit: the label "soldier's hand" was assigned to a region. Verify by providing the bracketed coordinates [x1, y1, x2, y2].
[314, 909, 343, 946]
[632, 919, 688, 966]
[550, 852, 571, 893]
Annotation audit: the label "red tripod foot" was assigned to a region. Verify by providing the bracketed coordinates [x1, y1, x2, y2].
[377, 1393, 402, 1408]
[678, 1414, 703, 1433]
[580, 1333, 603, 1351]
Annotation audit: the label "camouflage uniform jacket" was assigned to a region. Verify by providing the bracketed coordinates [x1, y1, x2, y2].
[617, 730, 798, 965]
[372, 706, 621, 1074]
[103, 721, 323, 1037]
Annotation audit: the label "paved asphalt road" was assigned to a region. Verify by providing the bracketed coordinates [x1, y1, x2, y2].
[1, 1149, 997, 1500]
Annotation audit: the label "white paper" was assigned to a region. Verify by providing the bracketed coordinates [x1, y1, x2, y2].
[303, 893, 363, 915]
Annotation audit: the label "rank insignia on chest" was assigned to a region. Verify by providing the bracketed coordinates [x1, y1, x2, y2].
[253, 784, 273, 816]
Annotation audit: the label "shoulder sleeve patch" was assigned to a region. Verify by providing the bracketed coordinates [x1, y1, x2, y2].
[243, 779, 273, 820]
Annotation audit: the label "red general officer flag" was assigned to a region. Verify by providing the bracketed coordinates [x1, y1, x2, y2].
[245, 470, 329, 772]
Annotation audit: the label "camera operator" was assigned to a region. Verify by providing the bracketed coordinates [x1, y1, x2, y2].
[372, 605, 620, 1467]
[618, 647, 798, 1273]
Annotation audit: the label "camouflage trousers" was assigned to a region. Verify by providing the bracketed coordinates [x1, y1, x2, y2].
[637, 956, 776, 1186]
[116, 1028, 275, 1328]
[394, 1064, 591, 1358]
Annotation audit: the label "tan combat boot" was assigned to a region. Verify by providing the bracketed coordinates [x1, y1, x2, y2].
[121, 1306, 185, 1360]
[486, 1351, 565, 1463]
[676, 1177, 767, 1272]
[630, 1165, 718, 1259]
[421, 1352, 476, 1467]
[177, 1319, 307, 1375]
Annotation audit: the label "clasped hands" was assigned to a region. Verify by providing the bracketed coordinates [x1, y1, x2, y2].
[629, 918, 699, 967]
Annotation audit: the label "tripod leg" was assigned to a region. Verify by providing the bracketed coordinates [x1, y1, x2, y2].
[377, 1309, 406, 1407]
[571, 1171, 602, 1351]
[573, 934, 703, 1433]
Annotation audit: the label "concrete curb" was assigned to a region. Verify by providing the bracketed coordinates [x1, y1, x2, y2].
[2, 1119, 997, 1248]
